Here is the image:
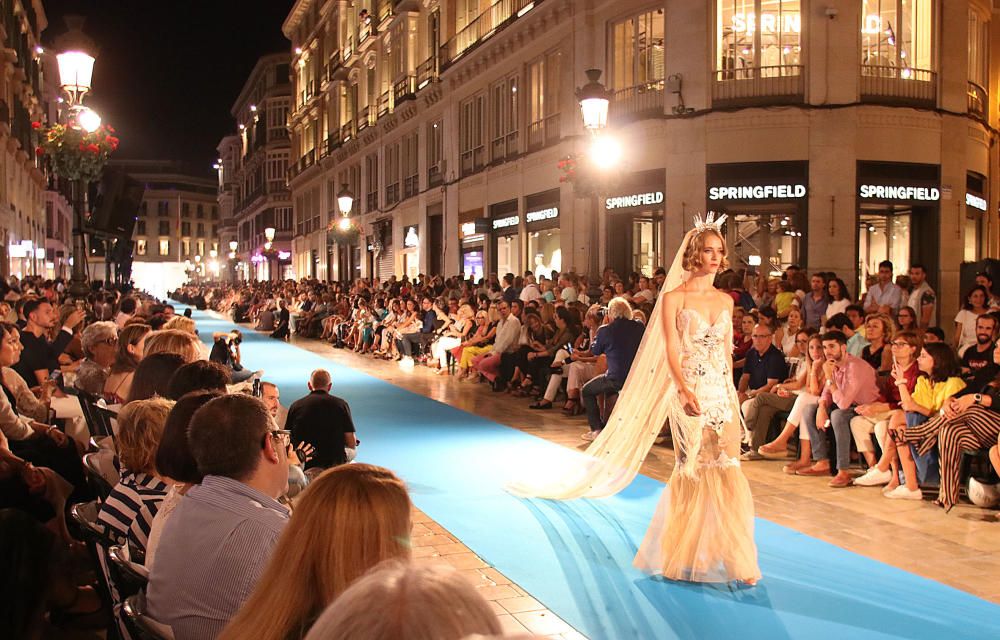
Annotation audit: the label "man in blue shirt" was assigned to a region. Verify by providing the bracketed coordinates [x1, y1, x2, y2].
[581, 297, 645, 441]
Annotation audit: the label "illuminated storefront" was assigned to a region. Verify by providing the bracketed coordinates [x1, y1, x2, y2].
[490, 200, 520, 276]
[524, 189, 561, 280]
[604, 169, 664, 277]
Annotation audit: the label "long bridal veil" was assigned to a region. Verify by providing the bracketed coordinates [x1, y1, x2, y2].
[506, 228, 699, 499]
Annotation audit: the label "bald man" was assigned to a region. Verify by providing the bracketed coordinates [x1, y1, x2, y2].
[286, 369, 357, 470]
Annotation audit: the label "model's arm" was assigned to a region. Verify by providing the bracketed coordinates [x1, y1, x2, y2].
[662, 292, 699, 415]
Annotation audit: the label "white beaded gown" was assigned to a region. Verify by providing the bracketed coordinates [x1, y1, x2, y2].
[632, 308, 761, 583]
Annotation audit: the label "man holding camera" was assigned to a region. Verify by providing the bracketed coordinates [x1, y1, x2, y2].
[210, 330, 256, 383]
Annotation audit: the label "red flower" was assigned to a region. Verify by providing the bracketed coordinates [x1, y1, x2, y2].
[31, 121, 41, 130]
[34, 146, 44, 156]
[78, 143, 85, 151]
[107, 136, 119, 147]
[86, 143, 100, 154]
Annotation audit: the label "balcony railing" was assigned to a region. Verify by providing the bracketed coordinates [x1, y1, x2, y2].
[441, 0, 542, 70]
[460, 146, 486, 177]
[711, 66, 803, 106]
[491, 131, 518, 163]
[343, 35, 355, 61]
[377, 91, 391, 117]
[393, 76, 416, 104]
[341, 121, 354, 142]
[403, 174, 419, 199]
[366, 191, 378, 211]
[428, 164, 442, 187]
[327, 136, 341, 156]
[526, 115, 560, 152]
[358, 106, 371, 131]
[385, 183, 400, 205]
[359, 20, 373, 45]
[609, 80, 665, 120]
[327, 50, 342, 81]
[416, 56, 437, 89]
[376, 0, 392, 22]
[968, 81, 987, 120]
[859, 65, 937, 107]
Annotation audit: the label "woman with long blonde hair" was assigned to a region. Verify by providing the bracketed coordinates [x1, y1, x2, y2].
[143, 329, 202, 363]
[219, 464, 412, 640]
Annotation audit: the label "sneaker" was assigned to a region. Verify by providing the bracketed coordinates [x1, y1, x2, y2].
[884, 485, 923, 500]
[581, 430, 600, 442]
[740, 450, 764, 461]
[854, 467, 893, 487]
[398, 357, 415, 369]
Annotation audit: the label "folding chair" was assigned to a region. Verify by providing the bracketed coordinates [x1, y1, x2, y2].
[122, 591, 175, 640]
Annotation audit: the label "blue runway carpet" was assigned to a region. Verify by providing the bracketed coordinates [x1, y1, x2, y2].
[189, 307, 1000, 639]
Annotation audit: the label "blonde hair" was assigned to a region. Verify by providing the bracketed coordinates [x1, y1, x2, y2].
[116, 397, 174, 473]
[303, 560, 502, 640]
[163, 315, 197, 335]
[865, 313, 897, 342]
[682, 228, 728, 272]
[143, 329, 202, 363]
[220, 464, 412, 640]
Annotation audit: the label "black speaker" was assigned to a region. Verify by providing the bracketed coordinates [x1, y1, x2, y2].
[89, 168, 145, 237]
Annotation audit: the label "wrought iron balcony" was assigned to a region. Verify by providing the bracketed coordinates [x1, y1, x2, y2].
[968, 81, 987, 120]
[441, 0, 544, 70]
[859, 65, 936, 108]
[712, 66, 803, 106]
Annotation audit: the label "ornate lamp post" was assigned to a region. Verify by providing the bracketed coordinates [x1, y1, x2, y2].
[576, 69, 611, 277]
[55, 22, 100, 298]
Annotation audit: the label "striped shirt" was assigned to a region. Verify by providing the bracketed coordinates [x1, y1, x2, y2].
[97, 471, 168, 544]
[147, 475, 289, 640]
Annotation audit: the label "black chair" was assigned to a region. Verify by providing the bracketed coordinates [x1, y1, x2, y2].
[122, 591, 174, 640]
[70, 501, 122, 638]
[79, 391, 118, 442]
[108, 544, 149, 596]
[83, 452, 116, 502]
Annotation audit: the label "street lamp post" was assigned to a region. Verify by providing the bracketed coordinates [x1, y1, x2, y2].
[576, 69, 611, 278]
[264, 227, 276, 281]
[56, 25, 98, 298]
[335, 184, 355, 280]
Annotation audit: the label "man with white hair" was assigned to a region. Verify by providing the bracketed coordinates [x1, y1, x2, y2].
[286, 369, 357, 471]
[75, 321, 118, 395]
[580, 297, 645, 441]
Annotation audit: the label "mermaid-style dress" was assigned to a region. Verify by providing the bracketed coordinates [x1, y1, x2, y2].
[633, 308, 761, 583]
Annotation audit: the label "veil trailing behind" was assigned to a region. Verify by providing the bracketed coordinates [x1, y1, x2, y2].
[506, 225, 745, 500]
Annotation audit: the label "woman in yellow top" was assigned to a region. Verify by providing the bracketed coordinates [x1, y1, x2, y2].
[885, 342, 965, 500]
[774, 279, 797, 320]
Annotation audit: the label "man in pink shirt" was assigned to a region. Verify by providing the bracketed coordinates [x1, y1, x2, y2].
[798, 330, 880, 487]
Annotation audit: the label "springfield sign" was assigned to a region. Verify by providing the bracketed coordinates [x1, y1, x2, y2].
[605, 191, 664, 210]
[859, 184, 940, 201]
[709, 184, 806, 200]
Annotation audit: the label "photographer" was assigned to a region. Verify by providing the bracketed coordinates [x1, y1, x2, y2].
[210, 330, 255, 383]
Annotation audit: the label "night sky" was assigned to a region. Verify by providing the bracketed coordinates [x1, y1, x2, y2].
[41, 0, 294, 176]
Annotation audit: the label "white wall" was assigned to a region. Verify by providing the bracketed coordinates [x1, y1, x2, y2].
[131, 262, 189, 300]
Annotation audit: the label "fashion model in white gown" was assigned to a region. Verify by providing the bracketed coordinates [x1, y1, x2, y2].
[508, 213, 760, 584]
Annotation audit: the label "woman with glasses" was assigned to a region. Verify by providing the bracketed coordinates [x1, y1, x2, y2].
[896, 306, 919, 334]
[852, 330, 923, 488]
[74, 321, 119, 396]
[756, 333, 826, 468]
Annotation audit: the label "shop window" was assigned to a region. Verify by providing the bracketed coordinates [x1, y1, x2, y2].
[402, 132, 418, 199]
[611, 9, 665, 90]
[182, 239, 191, 256]
[136, 239, 146, 256]
[726, 212, 800, 275]
[366, 152, 379, 211]
[964, 214, 981, 263]
[496, 234, 518, 276]
[716, 0, 801, 78]
[858, 210, 910, 292]
[860, 0, 933, 76]
[384, 142, 400, 205]
[158, 239, 170, 256]
[528, 230, 561, 281]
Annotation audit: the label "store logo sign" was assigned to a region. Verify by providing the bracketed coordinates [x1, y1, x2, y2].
[492, 215, 519, 230]
[859, 184, 940, 201]
[526, 207, 558, 223]
[966, 193, 988, 212]
[731, 13, 801, 34]
[708, 184, 806, 200]
[605, 191, 664, 210]
[460, 222, 477, 236]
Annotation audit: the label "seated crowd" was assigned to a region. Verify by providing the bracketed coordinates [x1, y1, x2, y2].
[0, 275, 522, 640]
[178, 260, 1000, 515]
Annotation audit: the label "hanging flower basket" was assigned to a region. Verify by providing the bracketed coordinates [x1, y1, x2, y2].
[327, 218, 362, 244]
[35, 121, 119, 182]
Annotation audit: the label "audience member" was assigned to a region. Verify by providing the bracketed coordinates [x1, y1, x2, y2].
[581, 297, 644, 441]
[147, 394, 290, 639]
[126, 353, 187, 403]
[220, 464, 412, 640]
[143, 328, 202, 363]
[303, 561, 502, 640]
[104, 323, 151, 404]
[287, 369, 357, 472]
[14, 299, 85, 386]
[75, 321, 118, 396]
[737, 323, 787, 406]
[863, 260, 903, 318]
[955, 285, 989, 357]
[166, 360, 231, 399]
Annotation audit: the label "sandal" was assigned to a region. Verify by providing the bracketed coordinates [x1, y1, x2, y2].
[529, 400, 552, 410]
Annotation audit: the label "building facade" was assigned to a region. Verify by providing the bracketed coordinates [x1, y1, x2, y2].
[220, 53, 294, 282]
[121, 160, 220, 291]
[282, 0, 1000, 328]
[0, 0, 48, 280]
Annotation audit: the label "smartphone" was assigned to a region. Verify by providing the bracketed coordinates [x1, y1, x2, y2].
[252, 378, 262, 398]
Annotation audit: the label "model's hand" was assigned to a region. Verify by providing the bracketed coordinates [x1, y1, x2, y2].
[680, 389, 701, 417]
